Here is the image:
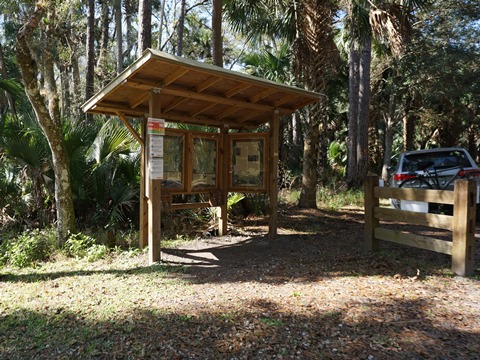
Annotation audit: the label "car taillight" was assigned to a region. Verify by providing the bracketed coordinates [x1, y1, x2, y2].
[393, 173, 417, 181]
[459, 169, 480, 178]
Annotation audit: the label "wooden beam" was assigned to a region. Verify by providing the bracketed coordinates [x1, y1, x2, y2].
[249, 88, 277, 103]
[162, 67, 190, 86]
[452, 179, 476, 276]
[139, 117, 148, 248]
[158, 112, 225, 128]
[224, 83, 251, 98]
[268, 110, 279, 240]
[218, 127, 229, 236]
[215, 105, 241, 120]
[374, 206, 452, 231]
[274, 94, 295, 107]
[161, 86, 288, 114]
[162, 202, 211, 211]
[374, 186, 455, 205]
[375, 228, 452, 255]
[190, 102, 216, 117]
[116, 111, 144, 145]
[97, 101, 148, 115]
[364, 176, 380, 252]
[164, 97, 188, 112]
[195, 76, 222, 92]
[147, 88, 163, 264]
[238, 111, 264, 124]
[129, 93, 149, 109]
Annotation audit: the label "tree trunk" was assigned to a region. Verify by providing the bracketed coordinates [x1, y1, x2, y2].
[295, 0, 338, 208]
[85, 0, 95, 119]
[403, 94, 415, 151]
[158, 0, 166, 49]
[346, 34, 371, 189]
[354, 37, 371, 186]
[346, 41, 359, 186]
[115, 0, 123, 73]
[124, 0, 136, 64]
[382, 92, 396, 181]
[177, 0, 186, 56]
[137, 0, 152, 58]
[16, 3, 76, 242]
[299, 106, 320, 208]
[212, 0, 223, 67]
[58, 62, 71, 119]
[0, 42, 17, 119]
[44, 8, 61, 124]
[71, 50, 81, 118]
[97, 0, 111, 85]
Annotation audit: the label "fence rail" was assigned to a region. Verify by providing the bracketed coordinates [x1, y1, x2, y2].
[364, 175, 476, 276]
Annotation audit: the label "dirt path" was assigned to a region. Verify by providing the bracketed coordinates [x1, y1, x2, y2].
[154, 206, 480, 359]
[1, 206, 479, 359]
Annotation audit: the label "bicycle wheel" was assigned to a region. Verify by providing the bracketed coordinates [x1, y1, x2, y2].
[399, 178, 433, 189]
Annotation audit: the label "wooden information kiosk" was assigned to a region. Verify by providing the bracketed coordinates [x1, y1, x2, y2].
[82, 49, 321, 264]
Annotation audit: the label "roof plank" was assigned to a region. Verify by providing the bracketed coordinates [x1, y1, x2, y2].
[82, 49, 322, 128]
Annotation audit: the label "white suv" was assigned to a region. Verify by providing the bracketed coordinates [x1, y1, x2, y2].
[388, 147, 480, 212]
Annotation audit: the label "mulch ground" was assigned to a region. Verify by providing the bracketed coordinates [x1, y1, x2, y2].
[1, 205, 480, 359]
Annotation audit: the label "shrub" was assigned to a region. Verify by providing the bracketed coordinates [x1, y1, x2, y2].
[64, 232, 108, 262]
[0, 228, 57, 268]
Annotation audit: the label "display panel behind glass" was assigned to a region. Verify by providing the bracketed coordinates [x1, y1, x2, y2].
[192, 137, 217, 190]
[162, 134, 184, 189]
[232, 139, 264, 188]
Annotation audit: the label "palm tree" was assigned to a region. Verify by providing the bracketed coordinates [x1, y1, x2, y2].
[224, 0, 339, 209]
[345, 0, 429, 188]
[85, 119, 140, 227]
[212, 0, 223, 67]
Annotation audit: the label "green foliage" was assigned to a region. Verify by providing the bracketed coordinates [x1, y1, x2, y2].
[0, 228, 57, 268]
[317, 187, 364, 210]
[227, 193, 246, 212]
[279, 189, 301, 206]
[64, 233, 108, 262]
[201, 192, 246, 225]
[327, 141, 347, 177]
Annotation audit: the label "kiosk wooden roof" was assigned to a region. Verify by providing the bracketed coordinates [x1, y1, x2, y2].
[82, 49, 322, 264]
[82, 49, 322, 129]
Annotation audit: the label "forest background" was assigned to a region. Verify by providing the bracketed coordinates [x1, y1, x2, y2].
[0, 0, 479, 251]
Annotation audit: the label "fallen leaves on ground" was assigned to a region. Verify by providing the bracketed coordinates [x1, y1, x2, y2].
[1, 205, 479, 359]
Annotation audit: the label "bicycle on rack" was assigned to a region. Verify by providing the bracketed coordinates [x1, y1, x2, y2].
[398, 160, 480, 213]
[399, 161, 480, 190]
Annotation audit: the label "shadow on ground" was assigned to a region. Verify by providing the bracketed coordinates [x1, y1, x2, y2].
[159, 206, 479, 284]
[1, 296, 478, 359]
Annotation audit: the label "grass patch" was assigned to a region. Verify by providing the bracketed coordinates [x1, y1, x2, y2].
[317, 187, 364, 210]
[279, 187, 365, 210]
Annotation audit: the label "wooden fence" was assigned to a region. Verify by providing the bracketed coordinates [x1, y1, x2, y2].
[364, 175, 477, 276]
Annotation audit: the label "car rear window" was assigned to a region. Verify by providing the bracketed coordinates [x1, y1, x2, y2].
[403, 150, 473, 172]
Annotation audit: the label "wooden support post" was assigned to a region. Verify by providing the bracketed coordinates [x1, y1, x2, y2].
[364, 175, 380, 252]
[218, 126, 229, 236]
[268, 110, 279, 239]
[139, 117, 148, 248]
[148, 89, 162, 264]
[452, 179, 476, 276]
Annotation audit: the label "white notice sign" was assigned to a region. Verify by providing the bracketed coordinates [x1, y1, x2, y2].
[149, 136, 164, 157]
[150, 158, 164, 180]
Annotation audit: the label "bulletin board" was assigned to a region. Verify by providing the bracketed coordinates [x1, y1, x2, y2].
[156, 129, 268, 194]
[229, 133, 268, 192]
[161, 132, 185, 190]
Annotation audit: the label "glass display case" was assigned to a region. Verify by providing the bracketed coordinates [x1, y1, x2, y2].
[231, 137, 266, 190]
[192, 137, 217, 191]
[161, 133, 184, 189]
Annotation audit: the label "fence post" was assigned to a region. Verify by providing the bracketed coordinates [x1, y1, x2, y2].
[365, 175, 380, 252]
[452, 179, 476, 276]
